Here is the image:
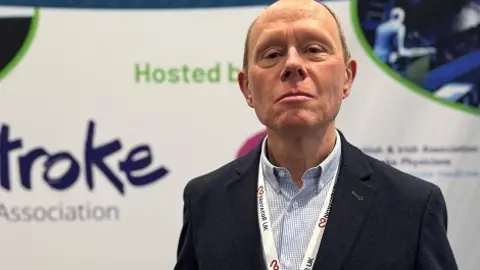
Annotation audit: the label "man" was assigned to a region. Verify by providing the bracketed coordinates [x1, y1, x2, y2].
[373, 7, 436, 66]
[174, 0, 458, 269]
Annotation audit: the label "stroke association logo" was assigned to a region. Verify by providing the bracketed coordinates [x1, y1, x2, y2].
[236, 129, 266, 158]
[351, 0, 480, 115]
[0, 7, 39, 81]
[0, 119, 170, 223]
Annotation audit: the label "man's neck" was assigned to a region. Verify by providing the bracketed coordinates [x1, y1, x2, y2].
[265, 124, 337, 188]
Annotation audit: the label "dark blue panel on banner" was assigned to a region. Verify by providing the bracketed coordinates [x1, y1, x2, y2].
[0, 0, 275, 8]
[424, 51, 480, 91]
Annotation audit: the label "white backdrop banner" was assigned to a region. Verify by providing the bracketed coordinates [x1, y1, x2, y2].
[0, 0, 479, 269]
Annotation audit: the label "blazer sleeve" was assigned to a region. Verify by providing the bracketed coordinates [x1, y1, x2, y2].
[415, 185, 458, 270]
[174, 183, 199, 270]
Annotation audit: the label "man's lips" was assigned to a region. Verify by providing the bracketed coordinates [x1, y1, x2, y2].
[277, 92, 314, 102]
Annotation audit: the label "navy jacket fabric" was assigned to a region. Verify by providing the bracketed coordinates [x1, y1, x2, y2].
[174, 132, 458, 270]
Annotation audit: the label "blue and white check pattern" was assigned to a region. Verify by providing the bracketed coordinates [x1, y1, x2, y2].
[259, 131, 342, 270]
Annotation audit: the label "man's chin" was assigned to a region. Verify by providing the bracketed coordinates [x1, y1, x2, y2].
[269, 113, 331, 133]
[276, 113, 319, 127]
[274, 119, 320, 133]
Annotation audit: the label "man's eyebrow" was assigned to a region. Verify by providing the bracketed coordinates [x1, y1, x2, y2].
[253, 31, 286, 54]
[300, 29, 336, 48]
[253, 27, 335, 52]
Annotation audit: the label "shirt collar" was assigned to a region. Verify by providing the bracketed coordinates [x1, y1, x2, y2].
[259, 130, 342, 194]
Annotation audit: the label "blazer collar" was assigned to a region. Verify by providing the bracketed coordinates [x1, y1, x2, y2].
[228, 130, 373, 185]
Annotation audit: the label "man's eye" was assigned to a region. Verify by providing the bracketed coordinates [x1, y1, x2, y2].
[306, 47, 323, 54]
[265, 52, 281, 59]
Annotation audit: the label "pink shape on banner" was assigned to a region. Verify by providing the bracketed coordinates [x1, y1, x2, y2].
[236, 129, 267, 158]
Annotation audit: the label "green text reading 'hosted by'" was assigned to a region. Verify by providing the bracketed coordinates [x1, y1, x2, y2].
[134, 62, 241, 84]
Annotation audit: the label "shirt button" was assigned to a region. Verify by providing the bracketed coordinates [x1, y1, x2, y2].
[284, 259, 291, 267]
[278, 171, 285, 177]
[292, 201, 298, 209]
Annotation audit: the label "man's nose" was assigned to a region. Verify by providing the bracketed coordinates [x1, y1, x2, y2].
[281, 48, 306, 82]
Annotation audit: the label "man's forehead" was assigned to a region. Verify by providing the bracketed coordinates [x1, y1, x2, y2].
[249, 1, 336, 43]
[259, 0, 324, 23]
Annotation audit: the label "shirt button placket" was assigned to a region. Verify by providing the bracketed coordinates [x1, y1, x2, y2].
[292, 201, 298, 209]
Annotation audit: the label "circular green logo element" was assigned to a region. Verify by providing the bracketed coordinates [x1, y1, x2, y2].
[351, 0, 480, 115]
[0, 8, 39, 82]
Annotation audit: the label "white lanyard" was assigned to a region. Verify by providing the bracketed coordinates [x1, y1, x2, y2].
[256, 164, 337, 270]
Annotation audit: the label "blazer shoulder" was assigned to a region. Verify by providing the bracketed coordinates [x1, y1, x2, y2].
[363, 153, 439, 199]
[182, 153, 252, 199]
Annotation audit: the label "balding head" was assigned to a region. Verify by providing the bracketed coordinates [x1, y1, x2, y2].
[236, 0, 357, 135]
[242, 0, 350, 71]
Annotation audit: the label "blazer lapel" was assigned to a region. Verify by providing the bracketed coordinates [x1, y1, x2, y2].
[313, 134, 377, 270]
[224, 146, 266, 269]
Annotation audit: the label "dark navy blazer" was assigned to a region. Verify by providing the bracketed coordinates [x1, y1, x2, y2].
[174, 131, 458, 270]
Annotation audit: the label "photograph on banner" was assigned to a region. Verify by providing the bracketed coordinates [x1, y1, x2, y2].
[0, 7, 38, 81]
[354, 0, 480, 111]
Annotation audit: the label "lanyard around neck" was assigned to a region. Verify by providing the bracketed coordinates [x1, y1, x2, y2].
[256, 164, 338, 270]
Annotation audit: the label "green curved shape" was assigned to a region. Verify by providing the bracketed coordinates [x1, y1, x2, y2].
[0, 8, 40, 82]
[349, 0, 480, 116]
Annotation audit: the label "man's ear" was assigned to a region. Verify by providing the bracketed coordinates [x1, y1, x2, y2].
[342, 58, 357, 99]
[238, 69, 254, 108]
